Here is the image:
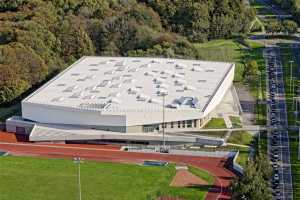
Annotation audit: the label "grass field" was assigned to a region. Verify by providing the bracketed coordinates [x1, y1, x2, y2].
[229, 116, 242, 128]
[227, 131, 253, 146]
[203, 118, 227, 129]
[0, 156, 213, 200]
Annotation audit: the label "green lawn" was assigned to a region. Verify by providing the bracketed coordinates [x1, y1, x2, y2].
[203, 118, 227, 129]
[229, 116, 243, 128]
[227, 131, 253, 146]
[0, 156, 213, 200]
[235, 147, 250, 167]
[289, 131, 300, 199]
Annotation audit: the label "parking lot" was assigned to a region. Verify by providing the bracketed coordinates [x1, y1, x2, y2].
[264, 46, 293, 200]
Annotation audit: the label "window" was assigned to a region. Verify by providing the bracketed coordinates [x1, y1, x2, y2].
[178, 121, 181, 128]
[171, 122, 174, 128]
[194, 119, 197, 128]
[187, 120, 192, 128]
[162, 123, 167, 129]
[182, 121, 185, 128]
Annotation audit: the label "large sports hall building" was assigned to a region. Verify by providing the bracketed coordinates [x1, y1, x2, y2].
[6, 57, 235, 144]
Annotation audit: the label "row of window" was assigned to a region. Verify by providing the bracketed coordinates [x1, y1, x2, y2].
[161, 119, 197, 129]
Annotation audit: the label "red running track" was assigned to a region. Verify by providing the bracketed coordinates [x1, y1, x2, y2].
[0, 133, 235, 200]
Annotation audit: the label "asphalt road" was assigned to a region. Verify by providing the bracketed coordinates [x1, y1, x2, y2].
[264, 46, 293, 200]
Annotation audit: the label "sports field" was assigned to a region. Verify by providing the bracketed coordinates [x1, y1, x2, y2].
[0, 156, 213, 200]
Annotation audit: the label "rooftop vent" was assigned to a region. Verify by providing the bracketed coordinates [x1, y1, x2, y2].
[104, 70, 114, 75]
[193, 63, 201, 66]
[89, 68, 98, 71]
[184, 85, 196, 91]
[97, 80, 111, 87]
[109, 92, 121, 97]
[123, 79, 135, 84]
[52, 97, 64, 102]
[191, 67, 203, 72]
[177, 97, 199, 108]
[167, 61, 174, 64]
[89, 64, 98, 66]
[205, 69, 215, 72]
[151, 60, 160, 63]
[156, 83, 168, 89]
[115, 60, 126, 66]
[140, 63, 151, 68]
[128, 88, 139, 94]
[160, 70, 172, 75]
[172, 73, 184, 78]
[144, 71, 155, 76]
[137, 94, 149, 101]
[157, 89, 168, 96]
[83, 95, 96, 100]
[57, 83, 66, 87]
[148, 98, 161, 104]
[175, 64, 185, 69]
[110, 83, 122, 88]
[63, 85, 79, 92]
[153, 78, 164, 84]
[198, 79, 207, 83]
[109, 98, 122, 104]
[70, 91, 84, 98]
[128, 68, 137, 73]
[174, 79, 186, 86]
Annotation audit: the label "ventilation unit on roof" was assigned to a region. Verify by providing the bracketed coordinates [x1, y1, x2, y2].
[128, 68, 137, 72]
[156, 83, 168, 89]
[109, 92, 121, 97]
[193, 63, 201, 66]
[137, 94, 149, 101]
[167, 61, 174, 64]
[172, 73, 184, 78]
[160, 70, 172, 75]
[140, 63, 151, 68]
[110, 83, 122, 88]
[89, 68, 98, 71]
[97, 80, 111, 87]
[157, 89, 168, 96]
[63, 85, 79, 92]
[198, 79, 207, 83]
[128, 88, 139, 94]
[191, 67, 203, 72]
[52, 97, 64, 102]
[57, 83, 66, 87]
[70, 91, 84, 98]
[89, 64, 98, 66]
[115, 60, 126, 66]
[174, 79, 186, 86]
[104, 70, 114, 75]
[144, 71, 155, 76]
[205, 69, 215, 72]
[148, 98, 161, 104]
[109, 98, 122, 104]
[83, 95, 96, 100]
[175, 64, 185, 69]
[123, 79, 135, 84]
[112, 76, 121, 81]
[153, 78, 163, 84]
[176, 96, 199, 108]
[184, 85, 196, 91]
[132, 60, 141, 62]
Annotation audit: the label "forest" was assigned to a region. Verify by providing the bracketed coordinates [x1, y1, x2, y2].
[0, 0, 255, 104]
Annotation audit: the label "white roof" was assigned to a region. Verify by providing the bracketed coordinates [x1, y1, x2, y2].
[23, 56, 234, 115]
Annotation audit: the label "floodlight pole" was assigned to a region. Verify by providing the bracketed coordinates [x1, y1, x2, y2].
[74, 157, 82, 200]
[162, 94, 166, 151]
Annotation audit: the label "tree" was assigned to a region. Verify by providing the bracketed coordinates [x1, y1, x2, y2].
[282, 20, 298, 35]
[266, 20, 282, 34]
[245, 60, 259, 77]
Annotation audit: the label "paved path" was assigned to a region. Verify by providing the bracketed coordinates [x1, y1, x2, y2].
[0, 133, 235, 200]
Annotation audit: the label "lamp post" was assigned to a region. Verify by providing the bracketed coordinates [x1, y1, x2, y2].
[289, 60, 294, 93]
[73, 157, 84, 200]
[161, 92, 168, 152]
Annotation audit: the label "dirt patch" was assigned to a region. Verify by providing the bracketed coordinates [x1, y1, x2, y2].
[170, 169, 208, 187]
